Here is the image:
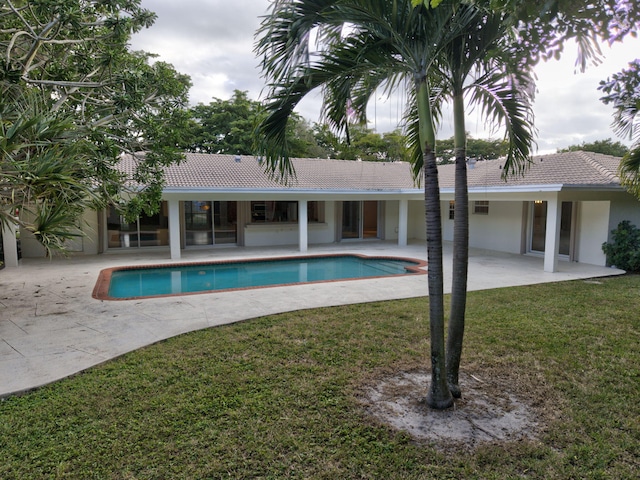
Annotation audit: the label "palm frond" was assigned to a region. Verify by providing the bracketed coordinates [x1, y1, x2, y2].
[619, 145, 640, 198]
[468, 67, 537, 178]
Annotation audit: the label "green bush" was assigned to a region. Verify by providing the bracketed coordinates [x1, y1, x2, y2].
[602, 220, 640, 271]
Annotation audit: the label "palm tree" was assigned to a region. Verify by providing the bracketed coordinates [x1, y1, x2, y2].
[599, 59, 640, 200]
[428, 4, 536, 397]
[255, 0, 534, 408]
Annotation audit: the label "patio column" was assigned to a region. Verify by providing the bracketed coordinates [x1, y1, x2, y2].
[298, 200, 308, 253]
[398, 199, 408, 247]
[168, 199, 181, 260]
[544, 196, 562, 272]
[2, 219, 19, 268]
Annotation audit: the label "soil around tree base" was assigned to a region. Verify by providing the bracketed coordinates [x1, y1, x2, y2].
[360, 370, 544, 451]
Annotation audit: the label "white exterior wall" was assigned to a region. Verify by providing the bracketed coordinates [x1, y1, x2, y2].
[245, 224, 299, 247]
[408, 200, 426, 240]
[312, 201, 337, 244]
[242, 200, 336, 248]
[608, 193, 640, 238]
[439, 200, 523, 254]
[384, 200, 400, 241]
[20, 209, 99, 258]
[468, 201, 523, 253]
[576, 201, 610, 266]
[244, 220, 334, 248]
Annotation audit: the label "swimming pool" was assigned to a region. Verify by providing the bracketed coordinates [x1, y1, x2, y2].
[93, 254, 426, 300]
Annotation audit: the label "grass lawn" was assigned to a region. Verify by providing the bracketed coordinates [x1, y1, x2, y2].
[1, 275, 638, 479]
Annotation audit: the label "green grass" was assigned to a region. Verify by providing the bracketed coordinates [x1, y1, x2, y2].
[1, 275, 639, 479]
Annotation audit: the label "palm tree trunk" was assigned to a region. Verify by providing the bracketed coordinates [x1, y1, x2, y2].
[446, 92, 469, 398]
[418, 79, 453, 410]
[424, 147, 453, 409]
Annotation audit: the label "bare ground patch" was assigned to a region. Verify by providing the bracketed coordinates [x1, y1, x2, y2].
[359, 368, 556, 451]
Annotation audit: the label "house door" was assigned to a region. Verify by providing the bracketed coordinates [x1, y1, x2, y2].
[341, 201, 379, 239]
[185, 201, 237, 246]
[213, 201, 237, 244]
[530, 201, 573, 256]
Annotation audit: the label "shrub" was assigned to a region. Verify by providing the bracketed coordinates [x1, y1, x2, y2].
[602, 220, 640, 272]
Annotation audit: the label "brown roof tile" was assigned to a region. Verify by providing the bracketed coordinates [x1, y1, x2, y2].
[437, 150, 621, 189]
[118, 151, 622, 192]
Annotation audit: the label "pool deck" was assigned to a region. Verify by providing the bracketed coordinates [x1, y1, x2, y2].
[0, 241, 624, 397]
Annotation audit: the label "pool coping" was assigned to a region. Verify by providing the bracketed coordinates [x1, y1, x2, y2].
[92, 253, 428, 301]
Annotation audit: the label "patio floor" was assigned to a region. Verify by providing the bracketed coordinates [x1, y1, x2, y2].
[0, 241, 623, 397]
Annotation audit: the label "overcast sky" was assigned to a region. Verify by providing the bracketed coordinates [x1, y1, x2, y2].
[130, 0, 640, 154]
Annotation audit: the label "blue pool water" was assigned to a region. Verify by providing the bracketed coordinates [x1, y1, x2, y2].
[105, 255, 423, 299]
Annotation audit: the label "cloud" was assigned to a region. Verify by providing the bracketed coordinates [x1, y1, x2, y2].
[131, 0, 269, 101]
[131, 0, 640, 153]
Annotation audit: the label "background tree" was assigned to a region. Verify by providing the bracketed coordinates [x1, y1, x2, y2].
[0, 0, 191, 249]
[188, 91, 333, 158]
[558, 138, 630, 157]
[189, 90, 263, 155]
[383, 130, 412, 163]
[436, 135, 510, 163]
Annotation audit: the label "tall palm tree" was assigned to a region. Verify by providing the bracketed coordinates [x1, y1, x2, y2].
[255, 0, 534, 408]
[428, 4, 536, 397]
[256, 0, 462, 409]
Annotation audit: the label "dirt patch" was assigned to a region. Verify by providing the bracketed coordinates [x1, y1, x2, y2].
[360, 369, 548, 451]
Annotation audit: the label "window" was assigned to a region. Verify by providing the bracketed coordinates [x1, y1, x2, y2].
[307, 201, 323, 223]
[449, 201, 455, 220]
[107, 203, 169, 248]
[251, 201, 323, 223]
[473, 200, 489, 215]
[251, 201, 298, 223]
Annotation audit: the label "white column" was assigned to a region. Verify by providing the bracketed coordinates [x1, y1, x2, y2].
[398, 199, 408, 247]
[2, 219, 19, 268]
[168, 199, 181, 260]
[544, 196, 562, 272]
[298, 200, 308, 253]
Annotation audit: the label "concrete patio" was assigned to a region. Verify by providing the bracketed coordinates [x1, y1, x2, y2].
[0, 241, 624, 397]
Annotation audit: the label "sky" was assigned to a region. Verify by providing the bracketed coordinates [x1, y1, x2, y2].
[130, 0, 640, 154]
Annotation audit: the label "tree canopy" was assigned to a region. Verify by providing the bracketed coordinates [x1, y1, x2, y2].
[1, 0, 192, 251]
[558, 138, 630, 157]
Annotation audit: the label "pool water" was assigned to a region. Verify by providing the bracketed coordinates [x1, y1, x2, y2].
[96, 254, 425, 300]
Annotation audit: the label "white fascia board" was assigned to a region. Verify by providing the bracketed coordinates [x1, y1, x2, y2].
[461, 184, 623, 194]
[560, 184, 624, 192]
[162, 187, 423, 197]
[464, 184, 564, 194]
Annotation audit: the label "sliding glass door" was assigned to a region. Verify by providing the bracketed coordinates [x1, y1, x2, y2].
[341, 201, 379, 240]
[185, 201, 237, 246]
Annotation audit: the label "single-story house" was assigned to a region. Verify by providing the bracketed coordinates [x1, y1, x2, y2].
[3, 150, 639, 272]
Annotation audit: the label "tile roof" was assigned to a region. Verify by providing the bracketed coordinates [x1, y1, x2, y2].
[120, 153, 419, 191]
[118, 151, 622, 193]
[437, 150, 621, 189]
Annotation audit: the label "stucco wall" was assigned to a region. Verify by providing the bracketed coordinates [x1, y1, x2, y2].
[608, 193, 640, 238]
[439, 200, 523, 254]
[384, 200, 399, 240]
[20, 209, 99, 258]
[408, 200, 426, 240]
[469, 201, 523, 253]
[576, 201, 610, 266]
